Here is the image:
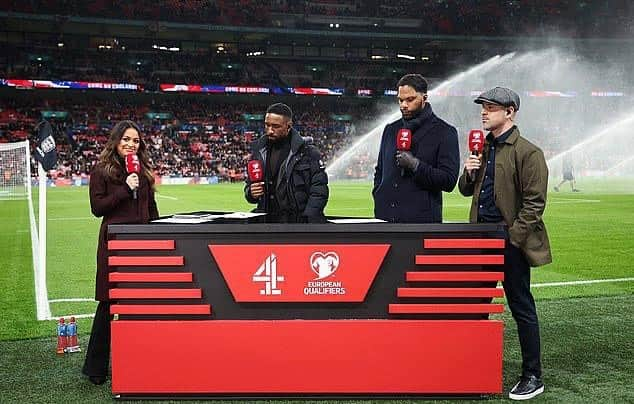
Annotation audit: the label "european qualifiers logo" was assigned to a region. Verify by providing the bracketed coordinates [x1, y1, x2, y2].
[304, 252, 346, 296]
[311, 252, 339, 280]
[252, 253, 284, 295]
[210, 243, 389, 302]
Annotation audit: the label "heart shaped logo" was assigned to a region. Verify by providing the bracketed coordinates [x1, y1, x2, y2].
[310, 252, 340, 280]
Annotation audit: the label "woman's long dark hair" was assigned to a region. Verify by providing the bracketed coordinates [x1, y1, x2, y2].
[97, 120, 155, 189]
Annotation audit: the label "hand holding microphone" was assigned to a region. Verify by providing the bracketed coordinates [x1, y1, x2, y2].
[125, 153, 141, 199]
[395, 128, 419, 175]
[466, 129, 484, 181]
[396, 151, 419, 171]
[247, 159, 265, 199]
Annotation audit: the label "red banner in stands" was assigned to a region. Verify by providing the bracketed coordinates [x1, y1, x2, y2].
[209, 244, 389, 302]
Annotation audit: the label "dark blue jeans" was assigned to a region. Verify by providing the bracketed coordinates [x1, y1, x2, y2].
[503, 242, 542, 378]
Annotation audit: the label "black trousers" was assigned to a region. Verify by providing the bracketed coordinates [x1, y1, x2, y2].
[502, 242, 542, 378]
[82, 301, 111, 378]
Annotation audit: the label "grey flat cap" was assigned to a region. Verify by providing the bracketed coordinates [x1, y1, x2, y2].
[474, 87, 520, 111]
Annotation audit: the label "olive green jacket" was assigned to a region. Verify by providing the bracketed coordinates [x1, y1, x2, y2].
[458, 127, 552, 267]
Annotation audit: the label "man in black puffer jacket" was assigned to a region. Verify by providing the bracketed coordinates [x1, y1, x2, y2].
[245, 103, 329, 223]
[373, 74, 460, 223]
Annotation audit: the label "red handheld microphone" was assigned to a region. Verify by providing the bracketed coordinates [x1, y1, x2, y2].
[396, 128, 412, 176]
[247, 160, 266, 210]
[247, 160, 263, 182]
[468, 129, 484, 155]
[125, 153, 141, 199]
[467, 129, 484, 181]
[396, 128, 412, 151]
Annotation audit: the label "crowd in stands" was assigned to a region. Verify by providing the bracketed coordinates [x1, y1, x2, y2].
[0, 97, 378, 181]
[1, 0, 631, 37]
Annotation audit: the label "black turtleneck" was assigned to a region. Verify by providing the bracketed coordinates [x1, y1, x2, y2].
[265, 134, 291, 216]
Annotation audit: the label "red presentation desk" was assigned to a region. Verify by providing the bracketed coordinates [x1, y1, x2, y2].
[107, 221, 506, 399]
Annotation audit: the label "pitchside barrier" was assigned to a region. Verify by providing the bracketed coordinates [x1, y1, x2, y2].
[107, 218, 506, 399]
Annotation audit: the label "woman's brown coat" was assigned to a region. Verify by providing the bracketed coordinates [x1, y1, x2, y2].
[89, 163, 158, 301]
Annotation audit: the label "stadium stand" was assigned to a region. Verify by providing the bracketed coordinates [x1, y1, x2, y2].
[0, 0, 630, 184]
[1, 0, 631, 37]
[0, 97, 378, 181]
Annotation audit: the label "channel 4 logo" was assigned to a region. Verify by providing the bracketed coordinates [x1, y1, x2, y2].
[252, 253, 285, 295]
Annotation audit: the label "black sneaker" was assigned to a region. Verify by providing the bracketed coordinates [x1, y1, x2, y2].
[509, 375, 544, 400]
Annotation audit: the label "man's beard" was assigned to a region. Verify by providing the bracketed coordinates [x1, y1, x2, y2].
[402, 107, 422, 121]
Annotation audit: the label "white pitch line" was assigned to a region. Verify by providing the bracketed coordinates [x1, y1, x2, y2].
[49, 298, 95, 303]
[532, 277, 634, 288]
[49, 216, 96, 221]
[329, 200, 601, 211]
[157, 194, 178, 200]
[552, 198, 601, 201]
[46, 277, 633, 312]
[550, 199, 601, 204]
[29, 185, 51, 321]
[46, 313, 95, 320]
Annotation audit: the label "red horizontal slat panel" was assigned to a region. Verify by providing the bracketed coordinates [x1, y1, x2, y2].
[109, 288, 201, 299]
[109, 272, 192, 282]
[406, 271, 504, 282]
[108, 240, 175, 250]
[424, 239, 505, 249]
[416, 255, 504, 265]
[108, 256, 184, 266]
[110, 304, 211, 315]
[397, 287, 504, 298]
[389, 304, 504, 314]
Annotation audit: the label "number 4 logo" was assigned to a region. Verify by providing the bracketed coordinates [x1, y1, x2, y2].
[252, 253, 284, 295]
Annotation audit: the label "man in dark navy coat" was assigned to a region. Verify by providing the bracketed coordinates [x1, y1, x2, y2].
[373, 74, 460, 223]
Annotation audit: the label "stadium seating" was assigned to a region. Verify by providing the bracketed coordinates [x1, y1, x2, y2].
[0, 98, 376, 180]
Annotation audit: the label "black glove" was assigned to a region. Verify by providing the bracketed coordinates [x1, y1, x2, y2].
[395, 151, 420, 172]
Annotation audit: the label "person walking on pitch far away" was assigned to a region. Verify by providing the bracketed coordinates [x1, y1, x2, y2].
[554, 154, 580, 192]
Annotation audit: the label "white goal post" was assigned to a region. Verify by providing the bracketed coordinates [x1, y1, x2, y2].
[0, 141, 51, 320]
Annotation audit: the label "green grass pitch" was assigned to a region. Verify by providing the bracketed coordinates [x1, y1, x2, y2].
[0, 178, 633, 402]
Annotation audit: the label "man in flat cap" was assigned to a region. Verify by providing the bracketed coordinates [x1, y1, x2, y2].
[458, 87, 552, 400]
[245, 102, 329, 223]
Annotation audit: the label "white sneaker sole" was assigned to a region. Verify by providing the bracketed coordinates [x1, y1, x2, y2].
[509, 385, 544, 400]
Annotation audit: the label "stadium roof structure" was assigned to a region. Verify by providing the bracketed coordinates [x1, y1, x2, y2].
[3, 11, 633, 55]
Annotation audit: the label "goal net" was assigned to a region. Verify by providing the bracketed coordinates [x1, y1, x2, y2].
[0, 140, 31, 200]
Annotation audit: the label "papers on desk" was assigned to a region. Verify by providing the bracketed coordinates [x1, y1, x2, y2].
[152, 212, 266, 224]
[328, 218, 386, 224]
[152, 215, 218, 224]
[172, 213, 219, 220]
[220, 212, 266, 219]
